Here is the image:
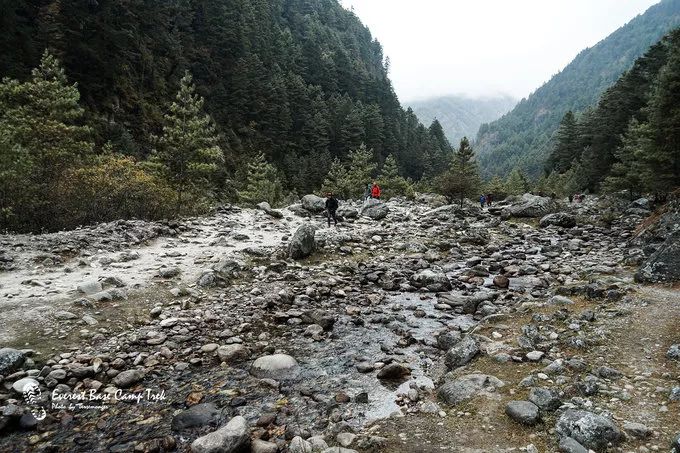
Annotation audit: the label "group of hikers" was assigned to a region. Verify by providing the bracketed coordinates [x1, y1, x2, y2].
[479, 193, 494, 208]
[324, 182, 381, 227]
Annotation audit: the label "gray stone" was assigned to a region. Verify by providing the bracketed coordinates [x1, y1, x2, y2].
[12, 377, 39, 393]
[558, 437, 588, 453]
[172, 403, 221, 431]
[111, 369, 144, 388]
[505, 400, 540, 425]
[549, 295, 575, 305]
[0, 348, 25, 375]
[289, 223, 317, 260]
[289, 436, 312, 453]
[360, 198, 389, 220]
[301, 195, 326, 213]
[444, 336, 479, 369]
[77, 279, 103, 295]
[308, 436, 329, 452]
[250, 354, 300, 380]
[672, 433, 680, 453]
[635, 230, 680, 283]
[555, 409, 624, 451]
[502, 194, 558, 218]
[528, 387, 561, 411]
[438, 373, 504, 405]
[251, 439, 278, 453]
[540, 212, 576, 228]
[667, 344, 680, 361]
[376, 363, 411, 380]
[190, 416, 250, 453]
[437, 330, 463, 350]
[337, 205, 358, 219]
[217, 344, 249, 364]
[409, 269, 452, 292]
[622, 421, 652, 439]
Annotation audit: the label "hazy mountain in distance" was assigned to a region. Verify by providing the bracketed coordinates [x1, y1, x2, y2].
[407, 95, 517, 145]
[476, 0, 680, 179]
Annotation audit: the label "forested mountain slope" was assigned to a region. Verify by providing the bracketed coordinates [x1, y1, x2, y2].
[0, 0, 451, 193]
[475, 0, 680, 179]
[408, 94, 516, 144]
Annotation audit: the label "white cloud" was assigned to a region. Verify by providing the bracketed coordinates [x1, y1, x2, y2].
[340, 0, 661, 101]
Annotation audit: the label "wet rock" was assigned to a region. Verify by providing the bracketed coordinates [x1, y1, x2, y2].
[190, 416, 249, 453]
[444, 336, 479, 369]
[438, 374, 504, 405]
[217, 344, 250, 364]
[111, 369, 144, 388]
[360, 199, 388, 220]
[376, 363, 411, 380]
[171, 403, 221, 431]
[250, 354, 300, 380]
[337, 205, 358, 219]
[505, 401, 540, 425]
[289, 223, 317, 260]
[0, 348, 25, 375]
[555, 410, 624, 451]
[540, 213, 576, 228]
[635, 230, 680, 283]
[436, 330, 463, 350]
[409, 269, 452, 292]
[301, 195, 326, 213]
[492, 275, 509, 288]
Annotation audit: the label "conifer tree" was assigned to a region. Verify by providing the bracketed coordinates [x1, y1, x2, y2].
[548, 111, 580, 173]
[603, 119, 648, 198]
[440, 137, 481, 206]
[484, 175, 508, 200]
[238, 152, 283, 207]
[377, 154, 410, 199]
[505, 168, 530, 195]
[151, 71, 224, 213]
[322, 144, 376, 199]
[0, 50, 93, 230]
[321, 158, 351, 199]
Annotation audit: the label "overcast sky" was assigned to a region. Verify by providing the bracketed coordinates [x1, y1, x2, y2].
[340, 0, 661, 102]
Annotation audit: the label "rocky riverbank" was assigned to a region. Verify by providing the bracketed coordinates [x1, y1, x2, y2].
[0, 194, 678, 453]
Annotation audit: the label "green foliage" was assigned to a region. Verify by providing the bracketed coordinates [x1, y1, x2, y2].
[476, 0, 680, 179]
[0, 50, 93, 231]
[484, 175, 508, 200]
[504, 168, 530, 195]
[150, 71, 224, 213]
[377, 154, 411, 199]
[56, 153, 175, 228]
[438, 137, 481, 206]
[322, 143, 376, 199]
[602, 120, 648, 198]
[238, 152, 284, 207]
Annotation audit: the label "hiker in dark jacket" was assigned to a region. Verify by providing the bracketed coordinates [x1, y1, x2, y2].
[325, 192, 339, 227]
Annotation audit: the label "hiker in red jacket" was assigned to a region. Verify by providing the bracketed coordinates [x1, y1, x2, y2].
[371, 182, 381, 199]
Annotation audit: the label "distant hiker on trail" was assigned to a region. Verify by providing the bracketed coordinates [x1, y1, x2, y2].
[480, 194, 486, 208]
[371, 182, 381, 199]
[325, 192, 339, 227]
[364, 183, 371, 200]
[569, 194, 573, 203]
[486, 194, 493, 207]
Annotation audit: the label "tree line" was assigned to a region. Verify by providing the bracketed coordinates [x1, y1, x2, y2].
[542, 27, 680, 198]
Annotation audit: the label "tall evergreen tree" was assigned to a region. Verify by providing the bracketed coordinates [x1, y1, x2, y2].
[505, 168, 530, 195]
[603, 119, 648, 198]
[440, 137, 480, 206]
[238, 151, 283, 206]
[377, 154, 410, 199]
[151, 71, 224, 213]
[548, 111, 580, 173]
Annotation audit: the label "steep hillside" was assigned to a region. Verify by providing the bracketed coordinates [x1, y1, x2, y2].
[476, 0, 680, 179]
[407, 94, 516, 144]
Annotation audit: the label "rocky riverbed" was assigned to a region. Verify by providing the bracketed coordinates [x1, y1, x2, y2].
[0, 193, 678, 453]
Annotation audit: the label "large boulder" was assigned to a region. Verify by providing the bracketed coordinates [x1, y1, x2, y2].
[438, 373, 504, 405]
[505, 400, 540, 425]
[190, 416, 250, 453]
[634, 231, 680, 283]
[250, 354, 300, 380]
[444, 336, 479, 369]
[555, 410, 624, 451]
[502, 194, 558, 218]
[540, 212, 576, 228]
[337, 205, 358, 219]
[172, 403, 221, 431]
[301, 195, 326, 213]
[360, 198, 389, 220]
[409, 269, 452, 292]
[256, 202, 283, 219]
[0, 348, 25, 375]
[288, 223, 317, 260]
